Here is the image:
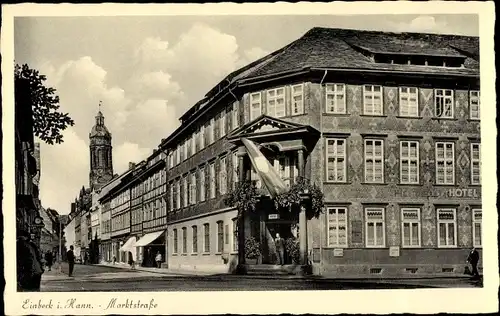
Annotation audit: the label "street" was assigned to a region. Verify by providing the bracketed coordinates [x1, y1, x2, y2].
[40, 263, 482, 292]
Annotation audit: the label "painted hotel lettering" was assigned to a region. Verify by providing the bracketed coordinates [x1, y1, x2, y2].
[447, 188, 479, 199]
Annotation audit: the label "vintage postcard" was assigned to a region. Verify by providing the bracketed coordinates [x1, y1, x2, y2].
[2, 2, 498, 315]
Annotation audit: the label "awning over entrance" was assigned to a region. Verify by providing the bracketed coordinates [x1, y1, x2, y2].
[135, 230, 165, 247]
[119, 236, 136, 252]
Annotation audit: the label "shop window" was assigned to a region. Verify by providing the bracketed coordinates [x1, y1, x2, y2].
[436, 142, 455, 185]
[325, 83, 346, 114]
[327, 207, 348, 247]
[437, 208, 457, 248]
[365, 208, 385, 248]
[401, 208, 421, 247]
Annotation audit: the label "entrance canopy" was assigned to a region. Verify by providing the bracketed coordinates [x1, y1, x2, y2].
[135, 230, 165, 247]
[119, 236, 136, 252]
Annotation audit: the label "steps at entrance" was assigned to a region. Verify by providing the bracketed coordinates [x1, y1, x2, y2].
[246, 264, 300, 275]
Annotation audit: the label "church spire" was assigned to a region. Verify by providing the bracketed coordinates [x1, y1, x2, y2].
[89, 101, 113, 190]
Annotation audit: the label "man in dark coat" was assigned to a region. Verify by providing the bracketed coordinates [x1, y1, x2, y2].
[467, 247, 480, 280]
[67, 245, 75, 277]
[275, 233, 285, 266]
[17, 232, 44, 291]
[44, 251, 53, 271]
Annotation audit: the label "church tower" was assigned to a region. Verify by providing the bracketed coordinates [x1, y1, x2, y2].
[89, 103, 113, 190]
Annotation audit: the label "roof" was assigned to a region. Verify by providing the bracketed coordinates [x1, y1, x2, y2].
[90, 111, 111, 138]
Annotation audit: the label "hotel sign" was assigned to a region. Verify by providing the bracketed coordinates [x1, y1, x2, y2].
[268, 214, 280, 220]
[446, 188, 480, 199]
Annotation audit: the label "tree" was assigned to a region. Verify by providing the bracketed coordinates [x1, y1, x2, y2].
[15, 63, 74, 144]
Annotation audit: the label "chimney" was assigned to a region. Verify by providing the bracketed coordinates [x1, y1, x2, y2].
[129, 162, 136, 169]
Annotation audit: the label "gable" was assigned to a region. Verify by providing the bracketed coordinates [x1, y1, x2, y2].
[231, 115, 305, 137]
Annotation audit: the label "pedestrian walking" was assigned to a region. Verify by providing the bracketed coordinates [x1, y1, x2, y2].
[155, 251, 162, 268]
[16, 232, 44, 291]
[275, 233, 285, 266]
[112, 255, 116, 265]
[44, 251, 53, 271]
[128, 251, 136, 270]
[67, 245, 75, 277]
[467, 247, 480, 280]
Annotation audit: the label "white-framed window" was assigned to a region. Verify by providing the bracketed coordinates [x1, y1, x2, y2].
[217, 220, 224, 253]
[168, 183, 173, 212]
[232, 152, 238, 190]
[182, 227, 187, 254]
[364, 139, 384, 183]
[437, 208, 457, 248]
[189, 172, 197, 205]
[209, 163, 216, 199]
[470, 91, 480, 120]
[219, 156, 227, 195]
[183, 140, 189, 160]
[435, 142, 455, 185]
[220, 111, 226, 138]
[267, 87, 286, 118]
[203, 223, 210, 253]
[326, 138, 346, 182]
[400, 141, 419, 184]
[199, 167, 205, 202]
[191, 132, 196, 156]
[173, 229, 178, 254]
[274, 156, 292, 187]
[325, 83, 346, 114]
[471, 143, 481, 185]
[401, 208, 421, 247]
[363, 85, 383, 115]
[399, 87, 419, 117]
[176, 146, 180, 165]
[192, 225, 198, 254]
[473, 209, 482, 247]
[365, 208, 385, 248]
[232, 102, 239, 130]
[327, 207, 348, 247]
[208, 118, 214, 145]
[175, 180, 181, 209]
[250, 92, 262, 121]
[182, 175, 188, 208]
[199, 125, 205, 150]
[435, 89, 454, 118]
[291, 83, 304, 115]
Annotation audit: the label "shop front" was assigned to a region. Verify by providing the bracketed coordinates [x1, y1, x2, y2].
[135, 230, 166, 267]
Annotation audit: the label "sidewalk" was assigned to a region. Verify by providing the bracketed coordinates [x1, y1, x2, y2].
[95, 262, 214, 276]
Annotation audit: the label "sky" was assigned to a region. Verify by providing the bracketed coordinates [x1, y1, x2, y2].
[14, 14, 479, 214]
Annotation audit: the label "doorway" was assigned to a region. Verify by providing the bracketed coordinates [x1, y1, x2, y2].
[261, 220, 297, 265]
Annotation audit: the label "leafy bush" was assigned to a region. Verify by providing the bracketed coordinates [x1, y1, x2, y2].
[285, 237, 300, 264]
[274, 176, 325, 219]
[244, 236, 261, 260]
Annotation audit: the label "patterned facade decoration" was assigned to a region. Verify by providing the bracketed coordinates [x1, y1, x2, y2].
[386, 203, 399, 247]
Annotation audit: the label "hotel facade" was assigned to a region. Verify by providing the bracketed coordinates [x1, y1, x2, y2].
[159, 27, 481, 276]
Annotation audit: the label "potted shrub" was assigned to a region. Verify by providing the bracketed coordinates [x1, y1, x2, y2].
[285, 237, 300, 264]
[245, 236, 261, 264]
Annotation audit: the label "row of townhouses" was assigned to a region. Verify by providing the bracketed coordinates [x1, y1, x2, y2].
[64, 27, 482, 276]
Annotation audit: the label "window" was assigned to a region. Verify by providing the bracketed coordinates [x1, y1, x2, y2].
[199, 167, 205, 202]
[291, 84, 304, 115]
[325, 83, 346, 114]
[217, 221, 224, 253]
[168, 183, 173, 212]
[435, 142, 455, 185]
[219, 157, 227, 195]
[327, 207, 348, 247]
[209, 163, 216, 199]
[365, 208, 385, 247]
[400, 141, 419, 184]
[401, 208, 421, 247]
[471, 143, 481, 185]
[364, 139, 384, 183]
[274, 157, 292, 187]
[191, 133, 196, 156]
[175, 146, 180, 165]
[225, 224, 229, 245]
[192, 226, 198, 253]
[363, 85, 383, 115]
[399, 87, 419, 117]
[208, 118, 214, 145]
[232, 102, 239, 130]
[182, 176, 188, 207]
[250, 92, 262, 121]
[470, 91, 480, 120]
[437, 208, 457, 247]
[183, 140, 189, 161]
[199, 125, 205, 149]
[473, 209, 482, 247]
[232, 218, 238, 252]
[175, 180, 181, 209]
[435, 89, 454, 118]
[232, 152, 239, 190]
[182, 227, 187, 254]
[203, 223, 210, 253]
[267, 87, 286, 118]
[326, 139, 346, 182]
[220, 111, 226, 138]
[189, 172, 197, 205]
[173, 229, 178, 254]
